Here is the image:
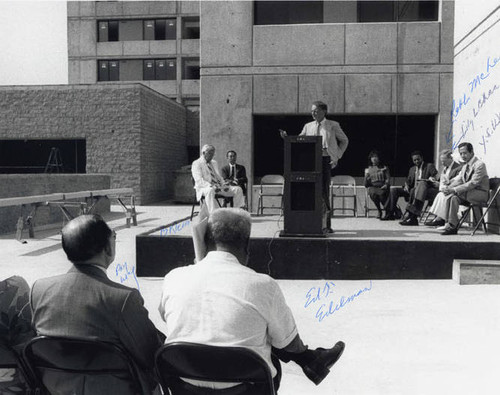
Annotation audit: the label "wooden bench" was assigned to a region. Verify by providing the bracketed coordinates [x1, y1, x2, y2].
[0, 188, 136, 242]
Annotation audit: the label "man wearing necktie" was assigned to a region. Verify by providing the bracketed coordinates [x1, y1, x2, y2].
[191, 145, 245, 213]
[280, 101, 349, 233]
[221, 150, 248, 196]
[430, 142, 489, 235]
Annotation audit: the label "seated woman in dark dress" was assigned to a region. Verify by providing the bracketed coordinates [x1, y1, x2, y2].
[364, 150, 390, 219]
[0, 275, 35, 394]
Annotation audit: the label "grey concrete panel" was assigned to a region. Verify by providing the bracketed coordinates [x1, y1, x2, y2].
[79, 1, 96, 17]
[119, 20, 143, 41]
[181, 80, 200, 96]
[97, 42, 123, 57]
[67, 1, 80, 17]
[80, 60, 97, 83]
[148, 81, 177, 96]
[298, 75, 345, 113]
[123, 41, 150, 56]
[253, 75, 298, 114]
[437, 73, 454, 154]
[68, 61, 80, 84]
[96, 1, 123, 16]
[67, 20, 81, 57]
[78, 20, 97, 57]
[200, 76, 253, 184]
[441, 1, 455, 64]
[398, 73, 440, 113]
[324, 1, 357, 23]
[150, 40, 177, 55]
[253, 24, 344, 66]
[122, 1, 150, 16]
[149, 1, 177, 15]
[181, 39, 200, 55]
[346, 24, 397, 65]
[398, 23, 440, 64]
[345, 74, 392, 113]
[180, 0, 200, 14]
[200, 1, 252, 67]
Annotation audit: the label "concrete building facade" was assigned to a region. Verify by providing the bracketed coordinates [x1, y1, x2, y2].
[67, 1, 200, 111]
[200, 1, 455, 205]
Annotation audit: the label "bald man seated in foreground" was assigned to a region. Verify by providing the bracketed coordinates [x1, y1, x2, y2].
[31, 215, 165, 394]
[159, 208, 345, 391]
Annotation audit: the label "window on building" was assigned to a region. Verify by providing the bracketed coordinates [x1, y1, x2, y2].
[254, 1, 438, 25]
[119, 59, 143, 81]
[182, 17, 200, 39]
[98, 60, 119, 81]
[98, 20, 119, 42]
[182, 58, 200, 80]
[144, 19, 176, 40]
[118, 20, 143, 41]
[143, 59, 176, 80]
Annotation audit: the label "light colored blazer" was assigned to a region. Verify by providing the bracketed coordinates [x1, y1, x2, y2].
[450, 156, 489, 195]
[31, 265, 164, 394]
[191, 157, 224, 201]
[438, 161, 463, 191]
[300, 118, 349, 167]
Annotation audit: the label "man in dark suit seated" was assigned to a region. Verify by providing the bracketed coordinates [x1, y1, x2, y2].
[30, 214, 165, 395]
[221, 150, 248, 205]
[382, 151, 437, 223]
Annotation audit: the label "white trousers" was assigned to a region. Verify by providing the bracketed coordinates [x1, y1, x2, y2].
[199, 186, 245, 213]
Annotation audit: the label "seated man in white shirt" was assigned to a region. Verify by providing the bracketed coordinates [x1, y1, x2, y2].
[159, 208, 345, 391]
[191, 144, 245, 213]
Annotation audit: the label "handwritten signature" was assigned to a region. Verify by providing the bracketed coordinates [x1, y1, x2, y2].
[115, 262, 140, 291]
[160, 219, 191, 236]
[305, 281, 373, 322]
[478, 112, 500, 154]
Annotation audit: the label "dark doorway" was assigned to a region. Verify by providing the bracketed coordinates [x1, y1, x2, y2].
[0, 139, 86, 174]
[253, 115, 435, 181]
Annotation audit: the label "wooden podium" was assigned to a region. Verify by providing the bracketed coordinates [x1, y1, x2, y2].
[280, 136, 325, 237]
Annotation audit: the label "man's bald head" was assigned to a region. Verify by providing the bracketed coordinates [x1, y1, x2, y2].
[62, 214, 113, 264]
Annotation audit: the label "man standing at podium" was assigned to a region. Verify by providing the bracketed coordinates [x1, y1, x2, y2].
[281, 101, 349, 233]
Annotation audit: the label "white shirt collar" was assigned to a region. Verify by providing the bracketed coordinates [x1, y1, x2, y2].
[201, 251, 243, 267]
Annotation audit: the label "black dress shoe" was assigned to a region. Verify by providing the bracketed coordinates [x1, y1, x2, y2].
[400, 216, 418, 226]
[302, 342, 345, 385]
[322, 228, 334, 234]
[424, 218, 445, 227]
[380, 215, 394, 221]
[441, 226, 458, 235]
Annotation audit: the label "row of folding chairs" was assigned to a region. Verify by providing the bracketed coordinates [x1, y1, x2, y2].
[1, 336, 276, 395]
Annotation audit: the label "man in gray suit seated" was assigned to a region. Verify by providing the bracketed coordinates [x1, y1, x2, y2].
[429, 143, 489, 235]
[31, 214, 165, 394]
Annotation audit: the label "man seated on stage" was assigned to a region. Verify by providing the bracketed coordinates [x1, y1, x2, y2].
[159, 208, 345, 391]
[424, 149, 463, 227]
[192, 144, 245, 213]
[221, 150, 248, 197]
[31, 215, 165, 394]
[382, 151, 437, 222]
[426, 143, 489, 235]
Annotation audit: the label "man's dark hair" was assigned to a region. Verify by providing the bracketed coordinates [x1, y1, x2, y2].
[226, 150, 237, 157]
[312, 101, 328, 113]
[62, 214, 112, 263]
[458, 142, 473, 153]
[367, 150, 383, 166]
[411, 150, 423, 158]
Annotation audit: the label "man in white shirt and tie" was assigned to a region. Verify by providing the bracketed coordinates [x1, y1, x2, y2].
[429, 143, 489, 235]
[281, 101, 349, 233]
[191, 145, 245, 213]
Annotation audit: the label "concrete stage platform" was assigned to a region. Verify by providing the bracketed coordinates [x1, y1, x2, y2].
[136, 214, 500, 280]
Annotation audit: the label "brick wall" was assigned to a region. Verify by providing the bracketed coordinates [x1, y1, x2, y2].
[0, 84, 191, 204]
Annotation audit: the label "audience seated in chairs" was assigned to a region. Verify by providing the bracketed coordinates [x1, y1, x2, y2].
[30, 214, 165, 394]
[192, 144, 245, 214]
[424, 149, 463, 227]
[221, 150, 248, 208]
[364, 150, 390, 219]
[159, 208, 345, 391]
[426, 142, 489, 235]
[382, 150, 437, 222]
[0, 275, 35, 394]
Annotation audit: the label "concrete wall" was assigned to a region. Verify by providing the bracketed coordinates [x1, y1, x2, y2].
[200, 1, 455, 206]
[0, 174, 110, 235]
[0, 84, 189, 204]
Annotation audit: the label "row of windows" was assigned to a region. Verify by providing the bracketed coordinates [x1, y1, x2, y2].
[98, 58, 200, 82]
[98, 17, 199, 42]
[254, 1, 439, 25]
